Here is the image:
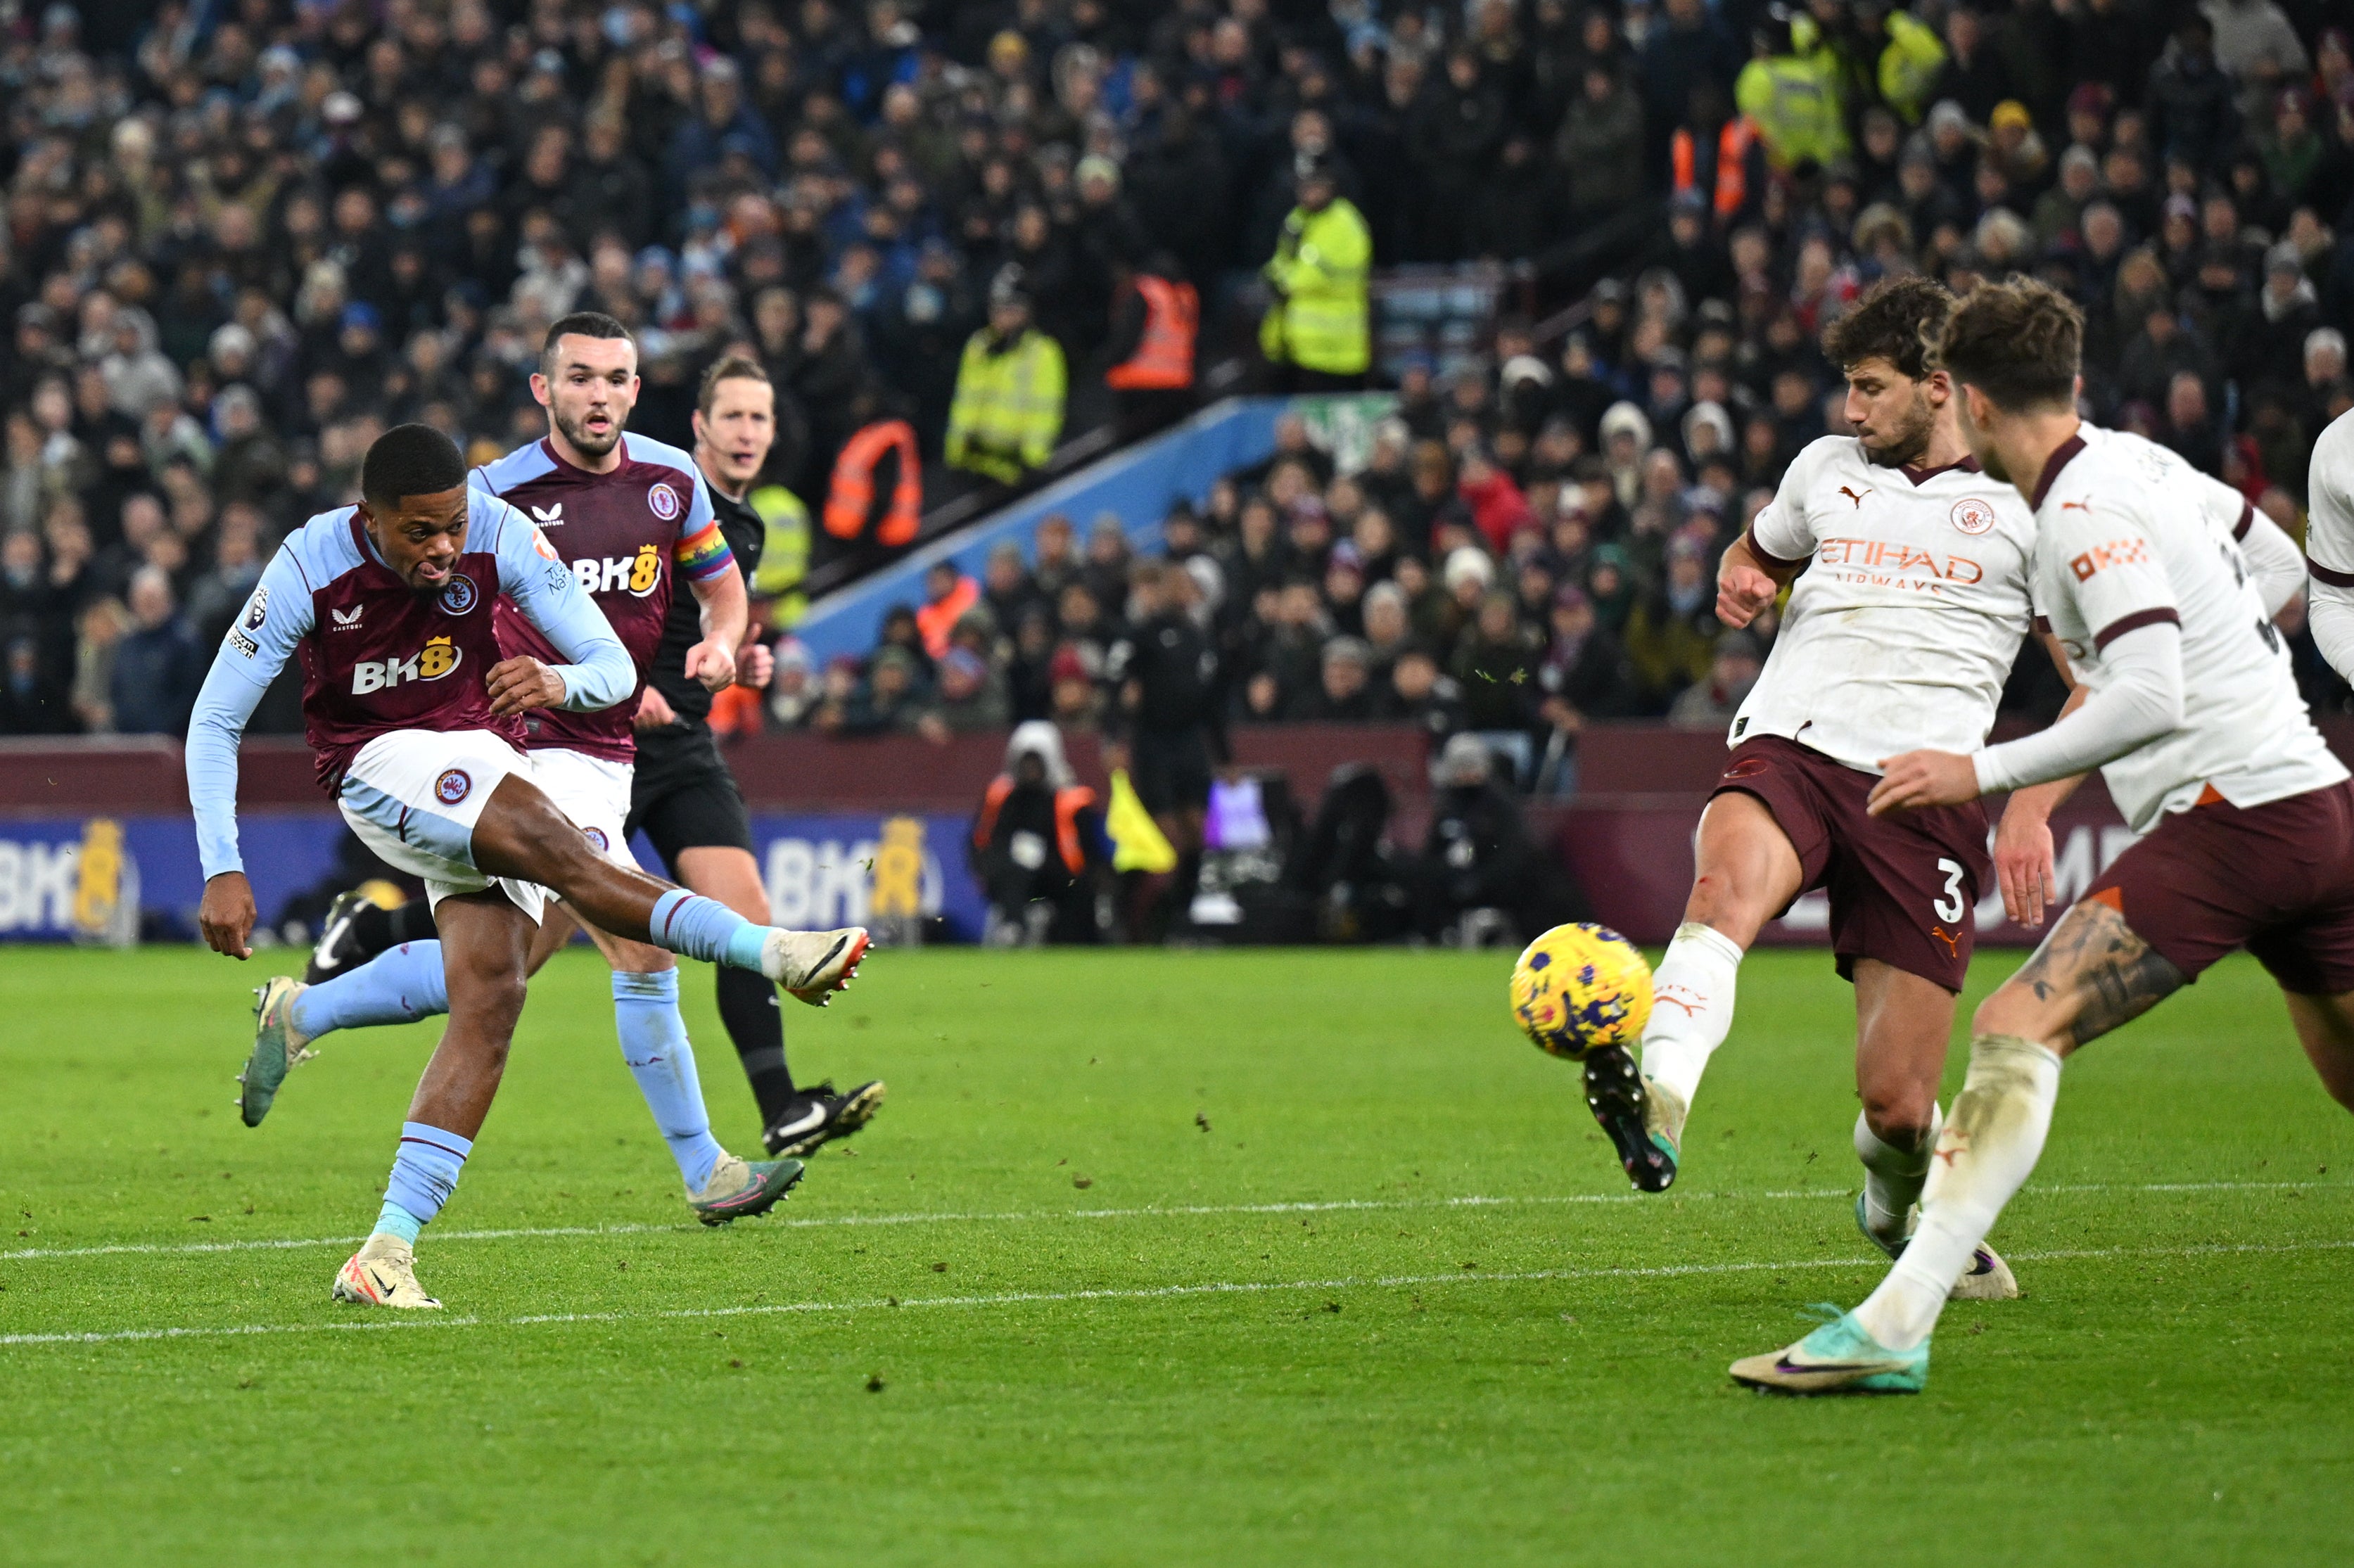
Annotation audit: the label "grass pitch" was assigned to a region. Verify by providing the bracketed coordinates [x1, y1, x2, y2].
[3, 944, 2350, 1566]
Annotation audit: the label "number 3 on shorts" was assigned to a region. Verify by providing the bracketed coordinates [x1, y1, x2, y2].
[1931, 857, 1966, 924]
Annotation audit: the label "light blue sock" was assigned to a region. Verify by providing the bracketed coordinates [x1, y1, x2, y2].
[374, 1202, 424, 1244]
[289, 941, 449, 1040]
[649, 888, 771, 971]
[378, 1121, 472, 1237]
[613, 969, 725, 1192]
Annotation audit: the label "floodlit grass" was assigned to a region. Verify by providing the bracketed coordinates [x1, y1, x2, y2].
[3, 945, 2349, 1565]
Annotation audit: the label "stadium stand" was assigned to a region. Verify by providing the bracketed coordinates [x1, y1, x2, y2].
[1, 0, 2349, 765]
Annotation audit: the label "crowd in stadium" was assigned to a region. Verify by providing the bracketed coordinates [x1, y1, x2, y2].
[0, 0, 2348, 774]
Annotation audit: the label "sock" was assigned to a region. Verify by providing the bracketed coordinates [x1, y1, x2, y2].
[374, 1202, 424, 1244]
[288, 941, 449, 1041]
[613, 969, 725, 1192]
[1854, 1102, 1942, 1242]
[715, 965, 799, 1126]
[649, 888, 771, 971]
[1639, 922, 1745, 1108]
[378, 1121, 473, 1237]
[1852, 1035, 2063, 1351]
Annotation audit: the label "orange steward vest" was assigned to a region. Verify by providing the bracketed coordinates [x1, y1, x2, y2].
[1105, 276, 1198, 391]
[822, 419, 923, 547]
[975, 777, 1098, 874]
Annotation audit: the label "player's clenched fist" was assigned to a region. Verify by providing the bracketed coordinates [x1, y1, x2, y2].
[683, 639, 737, 691]
[487, 656, 570, 714]
[1717, 556, 1779, 628]
[198, 871, 257, 960]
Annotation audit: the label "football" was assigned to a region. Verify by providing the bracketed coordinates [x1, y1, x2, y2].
[1508, 922, 1654, 1061]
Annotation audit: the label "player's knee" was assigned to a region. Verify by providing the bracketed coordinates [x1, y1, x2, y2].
[1859, 1091, 1935, 1150]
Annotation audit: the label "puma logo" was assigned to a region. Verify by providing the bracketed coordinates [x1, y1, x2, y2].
[2059, 500, 2092, 513]
[1653, 986, 1705, 1018]
[1838, 485, 1872, 509]
[1930, 926, 1959, 959]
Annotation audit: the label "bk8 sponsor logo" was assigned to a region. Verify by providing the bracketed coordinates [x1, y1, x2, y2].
[352, 635, 462, 694]
[573, 544, 663, 598]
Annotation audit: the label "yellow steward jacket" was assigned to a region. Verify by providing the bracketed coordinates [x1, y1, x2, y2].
[1259, 197, 1372, 376]
[946, 327, 1067, 484]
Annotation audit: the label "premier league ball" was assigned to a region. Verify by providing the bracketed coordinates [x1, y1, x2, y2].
[1509, 923, 1653, 1062]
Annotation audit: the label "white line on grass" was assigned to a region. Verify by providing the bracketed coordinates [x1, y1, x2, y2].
[5, 1238, 2349, 1350]
[3, 1179, 2341, 1264]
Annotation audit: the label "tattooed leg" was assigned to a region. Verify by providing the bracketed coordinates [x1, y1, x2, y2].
[1976, 897, 2188, 1057]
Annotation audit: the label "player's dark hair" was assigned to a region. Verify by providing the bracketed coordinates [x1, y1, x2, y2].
[1938, 276, 2082, 412]
[360, 423, 466, 509]
[540, 310, 634, 372]
[696, 353, 771, 416]
[1821, 274, 1953, 382]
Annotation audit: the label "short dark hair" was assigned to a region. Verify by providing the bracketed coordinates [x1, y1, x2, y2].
[540, 310, 633, 372]
[1938, 275, 2082, 412]
[361, 423, 466, 509]
[1822, 274, 1954, 381]
[696, 354, 771, 416]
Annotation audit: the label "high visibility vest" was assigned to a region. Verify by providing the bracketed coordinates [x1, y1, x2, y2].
[946, 328, 1067, 484]
[974, 777, 1098, 874]
[1671, 117, 1758, 222]
[1734, 54, 1850, 170]
[912, 575, 979, 659]
[1105, 275, 1199, 390]
[1258, 197, 1372, 376]
[1877, 9, 1948, 125]
[822, 418, 923, 547]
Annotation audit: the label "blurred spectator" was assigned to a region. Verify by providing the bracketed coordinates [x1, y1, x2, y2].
[1669, 631, 1767, 726]
[109, 566, 200, 737]
[1415, 734, 1586, 945]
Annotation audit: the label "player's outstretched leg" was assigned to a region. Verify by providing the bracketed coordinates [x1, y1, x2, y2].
[333, 892, 530, 1310]
[237, 942, 452, 1127]
[609, 967, 804, 1223]
[469, 773, 868, 1002]
[1600, 792, 1800, 1190]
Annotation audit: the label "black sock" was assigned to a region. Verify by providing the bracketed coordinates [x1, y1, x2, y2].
[388, 900, 440, 945]
[715, 965, 798, 1126]
[343, 900, 395, 957]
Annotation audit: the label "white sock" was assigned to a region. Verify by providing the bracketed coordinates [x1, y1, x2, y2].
[1639, 922, 1745, 1109]
[1852, 1035, 2062, 1350]
[1854, 1102, 1942, 1243]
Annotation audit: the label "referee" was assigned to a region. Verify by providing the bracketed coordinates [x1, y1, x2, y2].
[627, 355, 883, 1156]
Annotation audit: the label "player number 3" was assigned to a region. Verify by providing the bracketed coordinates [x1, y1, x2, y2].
[1932, 858, 1967, 924]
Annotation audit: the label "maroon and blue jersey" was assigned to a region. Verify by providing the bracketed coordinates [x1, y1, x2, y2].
[184, 490, 633, 879]
[472, 433, 734, 763]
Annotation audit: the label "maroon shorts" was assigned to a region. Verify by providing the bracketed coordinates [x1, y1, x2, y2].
[2085, 778, 2354, 995]
[1712, 735, 1990, 993]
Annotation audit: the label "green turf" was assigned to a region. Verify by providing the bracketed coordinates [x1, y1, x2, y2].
[2, 944, 2350, 1565]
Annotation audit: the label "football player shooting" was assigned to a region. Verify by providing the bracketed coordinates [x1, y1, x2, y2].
[1735, 279, 2354, 1395]
[626, 355, 884, 1158]
[234, 319, 868, 1229]
[1585, 276, 2030, 1297]
[187, 425, 861, 1310]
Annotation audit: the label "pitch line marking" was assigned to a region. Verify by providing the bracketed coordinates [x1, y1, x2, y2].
[4, 1238, 2348, 1350]
[1, 1180, 2341, 1264]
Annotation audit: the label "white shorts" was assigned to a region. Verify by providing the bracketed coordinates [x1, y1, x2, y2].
[338, 729, 546, 921]
[525, 748, 640, 869]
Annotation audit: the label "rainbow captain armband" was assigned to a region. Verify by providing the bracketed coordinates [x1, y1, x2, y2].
[673, 519, 737, 582]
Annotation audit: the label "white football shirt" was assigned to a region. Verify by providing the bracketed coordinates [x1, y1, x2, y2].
[2022, 428, 2343, 833]
[2303, 408, 2354, 684]
[1731, 435, 2037, 773]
